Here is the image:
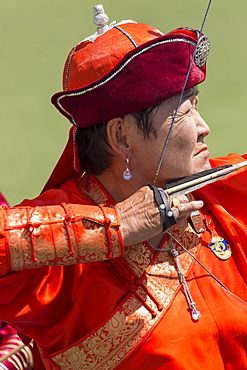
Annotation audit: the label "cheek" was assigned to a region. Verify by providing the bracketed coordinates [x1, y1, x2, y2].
[171, 122, 196, 155]
[163, 123, 196, 174]
[175, 135, 195, 152]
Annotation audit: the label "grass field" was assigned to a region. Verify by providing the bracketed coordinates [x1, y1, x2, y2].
[0, 0, 246, 206]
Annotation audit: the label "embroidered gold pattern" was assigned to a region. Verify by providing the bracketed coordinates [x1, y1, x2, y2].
[52, 296, 155, 369]
[124, 242, 154, 277]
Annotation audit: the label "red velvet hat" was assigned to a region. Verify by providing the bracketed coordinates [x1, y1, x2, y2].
[43, 5, 210, 192]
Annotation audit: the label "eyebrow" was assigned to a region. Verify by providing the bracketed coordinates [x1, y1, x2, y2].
[182, 87, 199, 101]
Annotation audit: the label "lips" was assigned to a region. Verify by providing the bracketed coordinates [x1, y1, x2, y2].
[194, 146, 209, 156]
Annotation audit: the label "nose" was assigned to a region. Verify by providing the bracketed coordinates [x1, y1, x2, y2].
[195, 111, 210, 140]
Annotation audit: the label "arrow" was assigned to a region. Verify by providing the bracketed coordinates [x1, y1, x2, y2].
[165, 160, 247, 197]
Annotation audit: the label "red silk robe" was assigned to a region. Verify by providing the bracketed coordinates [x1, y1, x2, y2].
[0, 153, 247, 369]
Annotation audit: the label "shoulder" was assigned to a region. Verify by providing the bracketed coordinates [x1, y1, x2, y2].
[18, 178, 90, 207]
[210, 153, 247, 168]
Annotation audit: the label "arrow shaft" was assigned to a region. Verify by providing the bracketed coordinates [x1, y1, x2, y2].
[166, 160, 247, 196]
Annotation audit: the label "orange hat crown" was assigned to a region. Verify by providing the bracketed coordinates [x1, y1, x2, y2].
[63, 4, 164, 91]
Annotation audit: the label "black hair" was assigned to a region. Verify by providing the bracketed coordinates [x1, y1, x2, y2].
[76, 103, 161, 175]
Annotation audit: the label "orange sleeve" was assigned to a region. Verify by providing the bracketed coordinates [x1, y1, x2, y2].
[0, 203, 124, 275]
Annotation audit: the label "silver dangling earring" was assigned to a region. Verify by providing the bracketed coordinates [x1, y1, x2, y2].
[123, 158, 132, 180]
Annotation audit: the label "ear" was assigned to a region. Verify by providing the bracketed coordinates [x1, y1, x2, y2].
[106, 117, 131, 160]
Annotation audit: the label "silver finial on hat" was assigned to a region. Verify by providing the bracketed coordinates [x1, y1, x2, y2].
[93, 4, 109, 35]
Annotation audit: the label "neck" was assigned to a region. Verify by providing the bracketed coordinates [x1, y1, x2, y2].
[96, 167, 145, 203]
[96, 175, 139, 203]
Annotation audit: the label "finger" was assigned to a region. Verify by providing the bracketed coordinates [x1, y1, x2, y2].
[172, 197, 180, 207]
[171, 194, 191, 207]
[176, 200, 204, 219]
[168, 194, 189, 208]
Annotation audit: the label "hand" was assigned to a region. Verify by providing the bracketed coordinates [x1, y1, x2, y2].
[115, 186, 203, 246]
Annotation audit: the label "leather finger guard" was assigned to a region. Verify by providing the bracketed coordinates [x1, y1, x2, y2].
[148, 185, 177, 232]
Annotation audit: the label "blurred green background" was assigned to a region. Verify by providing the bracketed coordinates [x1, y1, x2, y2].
[0, 0, 246, 206]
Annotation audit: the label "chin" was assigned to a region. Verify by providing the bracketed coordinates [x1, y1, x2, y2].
[193, 160, 211, 174]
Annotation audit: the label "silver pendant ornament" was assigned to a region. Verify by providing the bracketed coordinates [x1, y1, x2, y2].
[123, 158, 132, 180]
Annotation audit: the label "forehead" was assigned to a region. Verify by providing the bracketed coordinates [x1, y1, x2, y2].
[161, 87, 198, 111]
[148, 87, 198, 126]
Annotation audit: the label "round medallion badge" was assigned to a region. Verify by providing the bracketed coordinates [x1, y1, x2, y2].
[194, 35, 210, 68]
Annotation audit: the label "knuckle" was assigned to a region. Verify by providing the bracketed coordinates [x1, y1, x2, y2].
[171, 207, 179, 219]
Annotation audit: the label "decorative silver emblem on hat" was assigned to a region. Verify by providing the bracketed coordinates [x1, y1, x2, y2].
[194, 35, 210, 68]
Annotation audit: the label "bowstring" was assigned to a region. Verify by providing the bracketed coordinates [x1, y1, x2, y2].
[153, 0, 213, 185]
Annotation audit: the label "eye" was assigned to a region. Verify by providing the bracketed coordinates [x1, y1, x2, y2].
[192, 100, 198, 111]
[184, 107, 192, 115]
[193, 96, 199, 108]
